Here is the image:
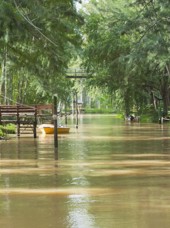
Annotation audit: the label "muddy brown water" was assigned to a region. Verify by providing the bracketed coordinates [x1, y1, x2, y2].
[0, 114, 170, 228]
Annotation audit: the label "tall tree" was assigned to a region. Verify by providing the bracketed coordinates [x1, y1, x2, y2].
[0, 0, 83, 104]
[81, 0, 170, 116]
[124, 0, 170, 115]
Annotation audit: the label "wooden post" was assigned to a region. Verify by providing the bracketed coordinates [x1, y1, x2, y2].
[53, 96, 58, 149]
[33, 106, 37, 138]
[17, 105, 20, 136]
[65, 100, 67, 125]
[0, 106, 1, 124]
[75, 92, 78, 128]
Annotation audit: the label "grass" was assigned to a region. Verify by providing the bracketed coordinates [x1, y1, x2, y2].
[0, 124, 16, 137]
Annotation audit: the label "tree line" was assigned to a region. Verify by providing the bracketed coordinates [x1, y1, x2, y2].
[0, 0, 82, 105]
[81, 0, 170, 118]
[0, 0, 170, 119]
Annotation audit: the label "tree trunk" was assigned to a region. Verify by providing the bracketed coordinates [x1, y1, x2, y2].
[0, 46, 8, 104]
[161, 68, 170, 116]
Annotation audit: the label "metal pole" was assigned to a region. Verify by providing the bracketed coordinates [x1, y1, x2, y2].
[53, 96, 58, 149]
[75, 92, 78, 128]
[65, 100, 67, 125]
[17, 104, 20, 137]
[33, 106, 37, 138]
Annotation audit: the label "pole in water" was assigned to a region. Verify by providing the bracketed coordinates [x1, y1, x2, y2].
[65, 100, 68, 125]
[54, 148, 58, 160]
[76, 109, 78, 129]
[75, 92, 78, 129]
[53, 95, 58, 149]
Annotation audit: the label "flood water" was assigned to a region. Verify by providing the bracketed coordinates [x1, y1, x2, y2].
[0, 114, 170, 228]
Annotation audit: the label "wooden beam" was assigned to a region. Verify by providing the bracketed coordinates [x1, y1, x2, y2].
[65, 75, 91, 79]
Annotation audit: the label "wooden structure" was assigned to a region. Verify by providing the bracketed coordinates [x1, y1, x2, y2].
[159, 116, 170, 124]
[36, 104, 53, 114]
[0, 105, 37, 138]
[36, 104, 53, 124]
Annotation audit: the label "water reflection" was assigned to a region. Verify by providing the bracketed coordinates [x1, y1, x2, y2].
[0, 115, 170, 228]
[67, 194, 95, 228]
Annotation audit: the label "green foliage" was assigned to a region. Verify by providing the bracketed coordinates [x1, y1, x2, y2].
[80, 0, 170, 117]
[0, 128, 3, 137]
[1, 0, 170, 119]
[137, 103, 156, 122]
[0, 124, 16, 136]
[0, 0, 83, 104]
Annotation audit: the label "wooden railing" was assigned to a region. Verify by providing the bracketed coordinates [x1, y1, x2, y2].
[0, 105, 37, 138]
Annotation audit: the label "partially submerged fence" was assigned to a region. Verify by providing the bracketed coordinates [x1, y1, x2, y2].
[0, 105, 37, 138]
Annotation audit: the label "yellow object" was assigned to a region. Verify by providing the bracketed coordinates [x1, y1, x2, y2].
[39, 124, 70, 134]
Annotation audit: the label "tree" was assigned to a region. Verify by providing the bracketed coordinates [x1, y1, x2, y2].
[81, 0, 170, 116]
[0, 0, 83, 104]
[124, 0, 170, 115]
[81, 0, 137, 114]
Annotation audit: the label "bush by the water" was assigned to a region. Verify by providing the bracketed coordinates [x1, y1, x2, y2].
[0, 124, 16, 137]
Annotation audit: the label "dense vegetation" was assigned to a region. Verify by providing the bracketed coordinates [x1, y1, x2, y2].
[81, 0, 170, 118]
[0, 0, 82, 105]
[0, 124, 16, 138]
[0, 0, 170, 120]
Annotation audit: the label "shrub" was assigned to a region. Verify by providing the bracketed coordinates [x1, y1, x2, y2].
[0, 124, 16, 136]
